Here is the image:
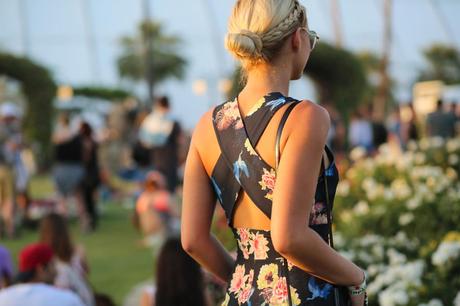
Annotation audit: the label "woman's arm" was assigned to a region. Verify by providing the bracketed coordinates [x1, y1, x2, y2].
[271, 102, 364, 287]
[181, 116, 234, 283]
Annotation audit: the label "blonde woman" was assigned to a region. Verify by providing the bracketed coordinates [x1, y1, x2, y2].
[182, 1, 367, 305]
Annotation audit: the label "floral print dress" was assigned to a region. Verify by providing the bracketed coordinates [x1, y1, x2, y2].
[211, 92, 340, 306]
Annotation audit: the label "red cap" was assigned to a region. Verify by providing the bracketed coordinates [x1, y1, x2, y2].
[19, 243, 54, 272]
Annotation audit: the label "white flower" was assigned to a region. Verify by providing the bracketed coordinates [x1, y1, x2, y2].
[454, 291, 460, 306]
[391, 178, 412, 200]
[383, 188, 395, 201]
[419, 138, 430, 150]
[398, 213, 414, 226]
[406, 196, 422, 210]
[387, 248, 407, 265]
[360, 234, 384, 247]
[446, 167, 458, 180]
[447, 138, 460, 153]
[353, 200, 370, 216]
[350, 146, 367, 161]
[419, 299, 444, 306]
[414, 152, 426, 165]
[378, 285, 409, 306]
[407, 140, 418, 151]
[449, 154, 459, 165]
[371, 244, 384, 259]
[430, 136, 444, 148]
[336, 181, 350, 197]
[432, 241, 460, 266]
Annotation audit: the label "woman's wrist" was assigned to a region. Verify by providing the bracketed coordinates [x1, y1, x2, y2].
[348, 269, 367, 296]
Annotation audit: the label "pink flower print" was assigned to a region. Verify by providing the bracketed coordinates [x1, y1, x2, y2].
[249, 232, 270, 260]
[237, 228, 250, 246]
[215, 100, 243, 130]
[237, 286, 254, 304]
[311, 201, 325, 215]
[238, 241, 251, 260]
[309, 202, 328, 225]
[260, 287, 273, 304]
[259, 168, 277, 200]
[310, 213, 328, 225]
[229, 265, 246, 293]
[270, 277, 289, 304]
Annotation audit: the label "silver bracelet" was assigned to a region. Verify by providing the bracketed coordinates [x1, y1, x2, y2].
[348, 270, 367, 296]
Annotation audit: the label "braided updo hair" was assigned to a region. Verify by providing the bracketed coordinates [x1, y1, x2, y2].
[226, 0, 307, 69]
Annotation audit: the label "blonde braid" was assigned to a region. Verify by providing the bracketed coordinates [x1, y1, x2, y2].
[260, 1, 305, 60]
[225, 0, 307, 66]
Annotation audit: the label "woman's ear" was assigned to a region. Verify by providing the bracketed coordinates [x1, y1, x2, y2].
[291, 28, 302, 51]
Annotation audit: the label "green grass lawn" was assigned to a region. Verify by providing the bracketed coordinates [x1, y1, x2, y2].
[1, 175, 153, 305]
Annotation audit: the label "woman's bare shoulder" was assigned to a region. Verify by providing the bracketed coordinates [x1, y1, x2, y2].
[288, 100, 331, 136]
[191, 108, 215, 146]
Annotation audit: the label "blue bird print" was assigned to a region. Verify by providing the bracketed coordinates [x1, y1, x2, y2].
[306, 277, 333, 300]
[266, 97, 286, 110]
[233, 153, 250, 184]
[210, 177, 223, 204]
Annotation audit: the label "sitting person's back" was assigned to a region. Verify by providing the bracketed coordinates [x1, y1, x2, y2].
[0, 283, 85, 306]
[0, 243, 85, 306]
[135, 171, 179, 247]
[39, 213, 94, 306]
[140, 236, 212, 306]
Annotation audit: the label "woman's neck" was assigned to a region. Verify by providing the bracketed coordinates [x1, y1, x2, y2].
[238, 63, 291, 111]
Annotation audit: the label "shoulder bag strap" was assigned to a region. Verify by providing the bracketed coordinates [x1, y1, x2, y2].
[275, 101, 299, 306]
[322, 158, 335, 249]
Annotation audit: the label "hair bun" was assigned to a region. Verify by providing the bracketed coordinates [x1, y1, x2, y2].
[225, 29, 263, 61]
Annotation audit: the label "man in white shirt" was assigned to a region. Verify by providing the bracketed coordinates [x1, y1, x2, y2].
[0, 243, 85, 306]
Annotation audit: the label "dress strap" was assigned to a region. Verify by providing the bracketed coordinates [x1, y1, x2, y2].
[211, 93, 298, 225]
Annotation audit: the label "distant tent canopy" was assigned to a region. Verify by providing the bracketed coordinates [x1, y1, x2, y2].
[0, 52, 56, 167]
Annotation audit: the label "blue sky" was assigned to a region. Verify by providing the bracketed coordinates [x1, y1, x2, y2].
[1, 0, 459, 128]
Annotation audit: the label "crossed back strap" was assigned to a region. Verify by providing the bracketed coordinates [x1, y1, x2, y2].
[210, 92, 298, 226]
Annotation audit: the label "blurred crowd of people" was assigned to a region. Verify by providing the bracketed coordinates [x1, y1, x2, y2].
[1, 92, 459, 306]
[0, 103, 35, 239]
[0, 213, 115, 306]
[325, 99, 459, 159]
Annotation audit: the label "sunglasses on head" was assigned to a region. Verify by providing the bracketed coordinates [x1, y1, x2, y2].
[300, 27, 319, 50]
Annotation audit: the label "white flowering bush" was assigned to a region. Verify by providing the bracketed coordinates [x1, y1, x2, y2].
[334, 137, 460, 305]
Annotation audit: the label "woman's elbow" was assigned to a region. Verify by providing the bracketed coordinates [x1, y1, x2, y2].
[181, 231, 209, 255]
[271, 227, 299, 257]
[181, 234, 196, 255]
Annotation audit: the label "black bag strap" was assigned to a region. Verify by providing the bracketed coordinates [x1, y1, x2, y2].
[275, 101, 300, 306]
[322, 156, 335, 249]
[275, 101, 300, 169]
[275, 101, 344, 306]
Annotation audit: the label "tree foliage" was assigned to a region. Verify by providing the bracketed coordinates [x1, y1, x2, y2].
[117, 21, 187, 84]
[305, 42, 368, 116]
[227, 42, 368, 117]
[419, 44, 460, 84]
[0, 53, 56, 167]
[74, 86, 133, 101]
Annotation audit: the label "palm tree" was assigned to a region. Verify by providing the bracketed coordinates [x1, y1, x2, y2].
[418, 44, 460, 85]
[117, 21, 187, 101]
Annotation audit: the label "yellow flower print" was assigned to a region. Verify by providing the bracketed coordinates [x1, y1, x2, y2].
[221, 293, 230, 306]
[257, 264, 279, 289]
[289, 286, 301, 306]
[244, 139, 258, 157]
[246, 97, 266, 116]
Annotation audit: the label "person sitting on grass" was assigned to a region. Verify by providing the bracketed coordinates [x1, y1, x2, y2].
[39, 213, 95, 306]
[0, 243, 85, 306]
[140, 236, 212, 306]
[134, 171, 179, 248]
[0, 245, 14, 289]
